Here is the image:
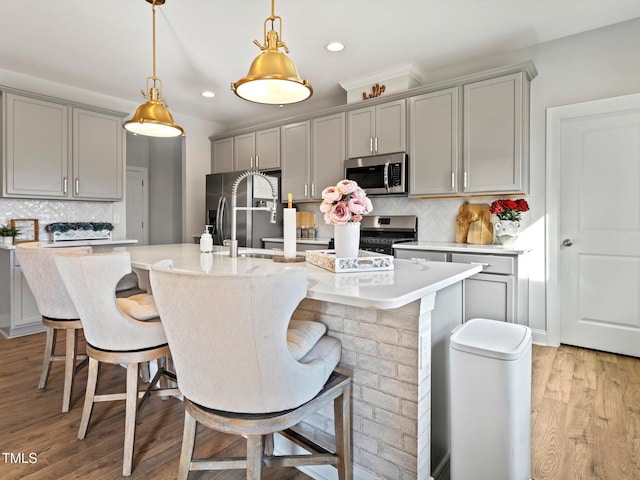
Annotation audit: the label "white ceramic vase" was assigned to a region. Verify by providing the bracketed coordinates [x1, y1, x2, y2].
[334, 222, 360, 258]
[494, 220, 520, 246]
[2, 236, 13, 245]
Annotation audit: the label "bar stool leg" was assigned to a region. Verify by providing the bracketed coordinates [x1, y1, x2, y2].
[78, 357, 98, 440]
[178, 411, 197, 480]
[61, 328, 78, 413]
[246, 435, 264, 480]
[39, 326, 57, 389]
[334, 383, 352, 480]
[123, 362, 140, 477]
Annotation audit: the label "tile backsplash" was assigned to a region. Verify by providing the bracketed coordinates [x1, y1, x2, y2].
[298, 195, 530, 242]
[0, 199, 115, 241]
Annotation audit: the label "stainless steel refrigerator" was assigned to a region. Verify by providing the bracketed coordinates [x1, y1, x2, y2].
[205, 171, 283, 248]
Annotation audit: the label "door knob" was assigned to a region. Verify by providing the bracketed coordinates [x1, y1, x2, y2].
[562, 238, 573, 247]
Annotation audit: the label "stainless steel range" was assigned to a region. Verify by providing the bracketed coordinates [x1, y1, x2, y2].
[359, 215, 418, 256]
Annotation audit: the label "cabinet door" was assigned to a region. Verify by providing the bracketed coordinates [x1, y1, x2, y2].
[463, 273, 515, 322]
[212, 137, 234, 173]
[463, 72, 524, 193]
[234, 132, 255, 171]
[4, 93, 69, 197]
[347, 106, 375, 158]
[12, 266, 40, 328]
[312, 113, 345, 200]
[376, 99, 406, 155]
[281, 121, 311, 201]
[255, 127, 280, 170]
[73, 108, 123, 200]
[409, 89, 460, 196]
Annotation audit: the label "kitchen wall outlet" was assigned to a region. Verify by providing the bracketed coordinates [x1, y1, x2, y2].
[113, 213, 121, 224]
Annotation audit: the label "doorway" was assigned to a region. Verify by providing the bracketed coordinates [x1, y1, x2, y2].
[126, 166, 149, 245]
[547, 93, 640, 357]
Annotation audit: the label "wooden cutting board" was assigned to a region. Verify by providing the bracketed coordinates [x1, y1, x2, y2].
[456, 202, 494, 244]
[296, 211, 316, 228]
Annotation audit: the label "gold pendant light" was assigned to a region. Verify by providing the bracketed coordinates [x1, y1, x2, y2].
[124, 0, 184, 137]
[232, 0, 312, 105]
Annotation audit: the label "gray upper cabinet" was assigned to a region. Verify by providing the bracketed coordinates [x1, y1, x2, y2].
[3, 93, 69, 198]
[347, 99, 406, 158]
[462, 71, 528, 193]
[281, 113, 345, 203]
[233, 127, 280, 171]
[212, 137, 233, 173]
[255, 128, 280, 170]
[409, 70, 531, 196]
[409, 88, 460, 196]
[1, 91, 124, 201]
[311, 112, 345, 200]
[281, 121, 311, 202]
[72, 108, 123, 200]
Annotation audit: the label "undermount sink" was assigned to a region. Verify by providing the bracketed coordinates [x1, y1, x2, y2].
[238, 252, 278, 259]
[214, 250, 278, 259]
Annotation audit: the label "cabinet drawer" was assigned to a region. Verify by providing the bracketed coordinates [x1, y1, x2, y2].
[451, 253, 514, 275]
[395, 249, 448, 262]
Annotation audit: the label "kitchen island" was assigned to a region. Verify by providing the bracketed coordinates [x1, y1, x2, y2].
[122, 243, 481, 480]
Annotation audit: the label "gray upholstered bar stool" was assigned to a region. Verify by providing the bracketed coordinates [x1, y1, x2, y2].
[150, 260, 352, 480]
[15, 242, 92, 413]
[55, 251, 179, 477]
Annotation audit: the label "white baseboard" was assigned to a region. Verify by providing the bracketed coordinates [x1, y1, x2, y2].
[531, 328, 548, 346]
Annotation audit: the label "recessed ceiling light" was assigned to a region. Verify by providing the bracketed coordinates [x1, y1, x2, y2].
[326, 42, 345, 52]
[201, 91, 216, 98]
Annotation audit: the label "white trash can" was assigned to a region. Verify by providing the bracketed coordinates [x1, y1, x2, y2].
[449, 318, 532, 480]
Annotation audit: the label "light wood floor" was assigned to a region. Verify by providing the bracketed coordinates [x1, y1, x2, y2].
[531, 344, 640, 480]
[1, 334, 639, 479]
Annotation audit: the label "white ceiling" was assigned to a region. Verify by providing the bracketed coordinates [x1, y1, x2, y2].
[1, 0, 639, 131]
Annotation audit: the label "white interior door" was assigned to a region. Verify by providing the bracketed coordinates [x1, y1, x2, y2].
[558, 103, 640, 357]
[126, 166, 149, 245]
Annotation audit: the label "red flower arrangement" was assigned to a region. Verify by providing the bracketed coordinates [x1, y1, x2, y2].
[489, 198, 529, 222]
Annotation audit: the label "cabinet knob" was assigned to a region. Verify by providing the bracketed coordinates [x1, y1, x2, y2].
[562, 238, 573, 247]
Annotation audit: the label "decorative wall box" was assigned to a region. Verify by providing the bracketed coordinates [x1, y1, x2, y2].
[50, 229, 112, 242]
[338, 62, 426, 104]
[305, 249, 394, 273]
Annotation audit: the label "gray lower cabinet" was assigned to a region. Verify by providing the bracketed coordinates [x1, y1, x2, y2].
[281, 112, 345, 202]
[263, 240, 329, 252]
[0, 248, 42, 338]
[395, 248, 528, 325]
[1, 91, 125, 200]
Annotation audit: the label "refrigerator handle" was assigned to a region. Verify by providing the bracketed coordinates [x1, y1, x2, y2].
[219, 195, 227, 242]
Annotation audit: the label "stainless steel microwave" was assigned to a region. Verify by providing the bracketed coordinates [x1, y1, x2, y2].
[344, 153, 407, 195]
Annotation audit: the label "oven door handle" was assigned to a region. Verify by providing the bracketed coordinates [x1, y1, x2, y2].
[383, 161, 390, 192]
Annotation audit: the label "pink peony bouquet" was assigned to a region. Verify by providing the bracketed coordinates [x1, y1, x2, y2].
[319, 180, 373, 225]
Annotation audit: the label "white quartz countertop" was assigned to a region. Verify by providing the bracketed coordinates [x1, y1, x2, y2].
[392, 241, 531, 255]
[0, 238, 138, 250]
[122, 243, 481, 310]
[262, 237, 332, 245]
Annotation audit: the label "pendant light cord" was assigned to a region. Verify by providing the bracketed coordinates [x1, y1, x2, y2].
[151, 0, 157, 82]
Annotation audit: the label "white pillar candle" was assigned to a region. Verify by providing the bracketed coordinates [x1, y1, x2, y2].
[283, 207, 297, 259]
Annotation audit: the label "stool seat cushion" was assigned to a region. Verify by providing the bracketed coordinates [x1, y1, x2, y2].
[116, 294, 160, 321]
[299, 336, 342, 380]
[287, 320, 326, 360]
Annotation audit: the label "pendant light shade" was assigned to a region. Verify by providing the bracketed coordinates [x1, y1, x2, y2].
[232, 0, 312, 105]
[124, 0, 184, 137]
